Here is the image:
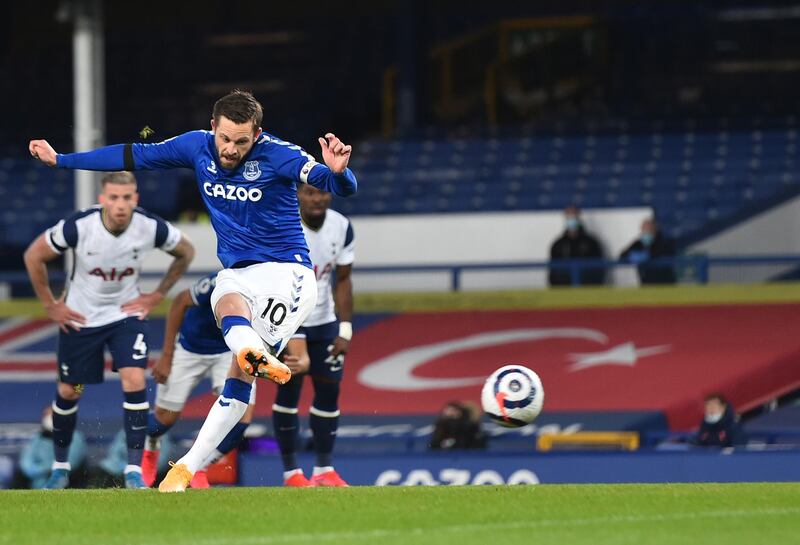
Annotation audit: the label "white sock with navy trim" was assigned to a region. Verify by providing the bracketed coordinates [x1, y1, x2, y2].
[177, 378, 251, 473]
[221, 316, 265, 355]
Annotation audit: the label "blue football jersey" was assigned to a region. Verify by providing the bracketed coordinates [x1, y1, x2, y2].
[56, 130, 358, 269]
[178, 273, 229, 355]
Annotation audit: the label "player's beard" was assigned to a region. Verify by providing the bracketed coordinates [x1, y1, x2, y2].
[218, 150, 241, 169]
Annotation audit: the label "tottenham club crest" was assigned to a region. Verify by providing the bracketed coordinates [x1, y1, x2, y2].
[243, 161, 261, 181]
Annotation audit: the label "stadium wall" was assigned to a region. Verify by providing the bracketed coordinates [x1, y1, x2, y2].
[139, 208, 653, 293]
[688, 193, 800, 282]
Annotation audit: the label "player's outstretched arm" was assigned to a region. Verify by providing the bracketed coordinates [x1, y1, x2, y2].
[23, 234, 86, 332]
[30, 138, 131, 171]
[152, 288, 195, 384]
[29, 131, 202, 171]
[122, 234, 195, 319]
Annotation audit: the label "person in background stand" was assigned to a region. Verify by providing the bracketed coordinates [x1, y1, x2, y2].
[549, 206, 605, 286]
[620, 217, 676, 284]
[692, 393, 747, 448]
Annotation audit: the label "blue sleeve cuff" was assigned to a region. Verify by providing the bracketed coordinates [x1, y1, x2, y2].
[332, 168, 358, 197]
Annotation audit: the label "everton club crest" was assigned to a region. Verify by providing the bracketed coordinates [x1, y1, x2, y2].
[243, 161, 261, 181]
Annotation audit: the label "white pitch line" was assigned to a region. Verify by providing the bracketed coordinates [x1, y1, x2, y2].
[183, 506, 800, 545]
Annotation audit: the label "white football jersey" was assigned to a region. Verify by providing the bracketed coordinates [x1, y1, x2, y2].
[301, 209, 354, 327]
[45, 206, 182, 328]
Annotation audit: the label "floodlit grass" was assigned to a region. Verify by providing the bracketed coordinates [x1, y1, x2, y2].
[1, 483, 798, 545]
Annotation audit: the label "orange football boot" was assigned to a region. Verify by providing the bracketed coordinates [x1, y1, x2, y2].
[237, 347, 291, 385]
[158, 462, 193, 493]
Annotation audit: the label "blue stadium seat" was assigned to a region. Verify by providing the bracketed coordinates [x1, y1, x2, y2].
[5, 125, 800, 244]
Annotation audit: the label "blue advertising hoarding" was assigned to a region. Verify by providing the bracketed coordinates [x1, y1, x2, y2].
[239, 450, 800, 486]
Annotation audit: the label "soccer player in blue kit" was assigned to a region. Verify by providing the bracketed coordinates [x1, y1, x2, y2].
[29, 90, 357, 492]
[143, 272, 310, 489]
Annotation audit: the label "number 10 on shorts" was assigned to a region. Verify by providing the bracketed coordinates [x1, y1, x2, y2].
[260, 297, 288, 326]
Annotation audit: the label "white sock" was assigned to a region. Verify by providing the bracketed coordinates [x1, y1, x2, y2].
[284, 469, 303, 480]
[177, 397, 248, 473]
[124, 464, 142, 475]
[313, 466, 334, 476]
[52, 461, 71, 471]
[198, 449, 225, 471]
[145, 436, 161, 451]
[224, 323, 266, 355]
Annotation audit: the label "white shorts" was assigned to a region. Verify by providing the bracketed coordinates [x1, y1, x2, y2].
[155, 342, 256, 411]
[210, 262, 317, 355]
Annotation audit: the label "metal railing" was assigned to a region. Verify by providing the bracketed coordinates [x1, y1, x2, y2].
[2, 254, 800, 294]
[350, 254, 800, 291]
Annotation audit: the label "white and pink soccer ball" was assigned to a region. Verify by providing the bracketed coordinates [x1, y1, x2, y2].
[481, 365, 544, 428]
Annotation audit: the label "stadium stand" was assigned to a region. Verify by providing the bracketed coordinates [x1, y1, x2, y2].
[5, 118, 800, 253]
[342, 119, 800, 241]
[0, 161, 181, 249]
[4, 2, 800, 493]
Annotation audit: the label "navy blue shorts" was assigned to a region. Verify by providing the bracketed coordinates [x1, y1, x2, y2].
[57, 318, 150, 384]
[296, 321, 343, 382]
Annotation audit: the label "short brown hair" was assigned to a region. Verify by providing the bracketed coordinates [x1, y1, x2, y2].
[101, 171, 137, 188]
[212, 90, 263, 130]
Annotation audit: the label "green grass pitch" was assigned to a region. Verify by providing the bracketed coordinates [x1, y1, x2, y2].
[1, 483, 798, 545]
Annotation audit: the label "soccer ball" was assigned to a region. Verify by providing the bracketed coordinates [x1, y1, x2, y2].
[481, 365, 544, 428]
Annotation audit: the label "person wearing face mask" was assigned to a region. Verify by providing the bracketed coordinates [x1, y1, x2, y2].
[429, 401, 487, 450]
[620, 218, 676, 284]
[548, 206, 605, 286]
[12, 407, 87, 489]
[692, 393, 747, 448]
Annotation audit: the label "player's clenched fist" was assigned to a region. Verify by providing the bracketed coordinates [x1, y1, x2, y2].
[318, 132, 352, 174]
[29, 139, 58, 167]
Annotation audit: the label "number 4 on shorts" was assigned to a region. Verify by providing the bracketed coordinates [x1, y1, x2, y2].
[132, 333, 148, 360]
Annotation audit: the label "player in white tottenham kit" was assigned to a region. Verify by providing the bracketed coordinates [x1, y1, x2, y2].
[29, 90, 357, 492]
[23, 172, 194, 489]
[274, 183, 354, 487]
[141, 273, 310, 488]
